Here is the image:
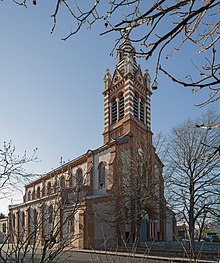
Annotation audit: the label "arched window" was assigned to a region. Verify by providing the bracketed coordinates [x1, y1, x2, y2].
[76, 168, 83, 188]
[141, 163, 147, 186]
[48, 205, 53, 224]
[53, 179, 57, 192]
[21, 211, 25, 231]
[47, 182, 52, 195]
[140, 98, 145, 123]
[12, 214, 15, 229]
[98, 162, 106, 188]
[36, 186, 41, 199]
[60, 176, 65, 189]
[119, 94, 124, 120]
[68, 217, 75, 235]
[28, 190, 31, 201]
[111, 98, 117, 124]
[68, 170, 73, 187]
[32, 189, 35, 200]
[133, 95, 138, 119]
[42, 182, 45, 197]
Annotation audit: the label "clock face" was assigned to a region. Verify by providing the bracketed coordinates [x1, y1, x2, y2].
[137, 75, 143, 84]
[113, 75, 119, 84]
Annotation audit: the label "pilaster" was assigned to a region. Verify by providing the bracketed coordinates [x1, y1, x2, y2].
[86, 154, 93, 195]
[78, 211, 84, 248]
[83, 205, 94, 248]
[38, 203, 44, 245]
[15, 209, 20, 240]
[24, 207, 30, 240]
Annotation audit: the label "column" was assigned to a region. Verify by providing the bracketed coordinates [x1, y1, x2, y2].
[56, 195, 62, 244]
[38, 203, 44, 245]
[24, 208, 30, 240]
[83, 206, 94, 248]
[16, 209, 20, 241]
[78, 210, 84, 248]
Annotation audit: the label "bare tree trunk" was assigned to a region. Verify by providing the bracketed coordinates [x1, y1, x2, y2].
[198, 213, 207, 242]
[189, 179, 195, 258]
[164, 110, 220, 261]
[135, 188, 142, 246]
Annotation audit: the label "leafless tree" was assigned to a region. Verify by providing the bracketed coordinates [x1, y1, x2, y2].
[0, 173, 85, 263]
[0, 141, 38, 200]
[153, 132, 169, 163]
[164, 109, 220, 258]
[11, 1, 220, 102]
[94, 136, 167, 246]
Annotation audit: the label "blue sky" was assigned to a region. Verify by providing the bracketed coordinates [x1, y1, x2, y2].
[0, 2, 218, 213]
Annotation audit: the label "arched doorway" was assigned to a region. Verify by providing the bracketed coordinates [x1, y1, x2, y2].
[139, 211, 149, 244]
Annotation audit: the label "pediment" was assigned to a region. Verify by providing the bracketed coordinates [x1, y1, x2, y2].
[111, 69, 123, 86]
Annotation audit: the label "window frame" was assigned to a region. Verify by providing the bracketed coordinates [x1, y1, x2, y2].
[36, 186, 41, 199]
[98, 162, 106, 189]
[76, 168, 83, 188]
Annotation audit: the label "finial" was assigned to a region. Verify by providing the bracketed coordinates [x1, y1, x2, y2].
[144, 68, 151, 90]
[104, 69, 112, 90]
[104, 69, 111, 80]
[122, 29, 130, 41]
[105, 68, 110, 75]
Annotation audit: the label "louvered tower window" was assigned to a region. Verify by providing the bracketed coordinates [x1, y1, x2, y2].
[119, 95, 124, 120]
[133, 95, 138, 119]
[112, 99, 117, 124]
[140, 99, 145, 123]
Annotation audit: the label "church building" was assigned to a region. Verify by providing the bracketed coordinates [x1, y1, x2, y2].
[8, 40, 176, 249]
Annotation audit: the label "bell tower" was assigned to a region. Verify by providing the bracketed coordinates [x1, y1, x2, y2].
[103, 39, 152, 144]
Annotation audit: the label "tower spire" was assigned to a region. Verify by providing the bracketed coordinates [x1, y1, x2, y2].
[103, 41, 152, 144]
[118, 37, 136, 63]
